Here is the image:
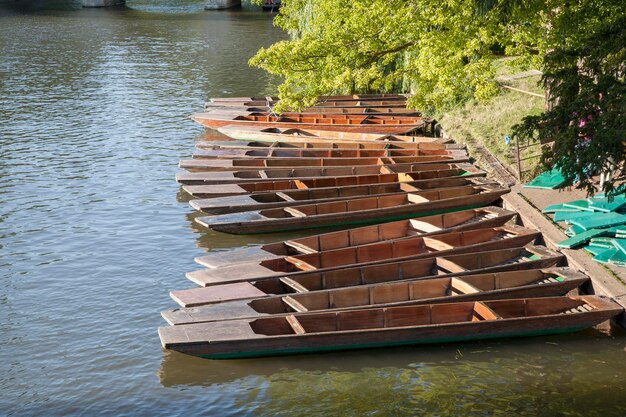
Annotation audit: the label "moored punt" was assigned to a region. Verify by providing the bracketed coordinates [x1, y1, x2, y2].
[158, 295, 623, 359]
[206, 94, 409, 108]
[182, 167, 485, 198]
[191, 147, 466, 160]
[162, 268, 588, 325]
[189, 178, 496, 215]
[185, 225, 539, 287]
[205, 100, 411, 109]
[217, 126, 446, 143]
[170, 245, 564, 307]
[179, 154, 468, 172]
[195, 183, 510, 234]
[191, 113, 434, 134]
[194, 206, 516, 268]
[176, 162, 480, 185]
[201, 108, 423, 117]
[209, 94, 407, 102]
[195, 139, 463, 151]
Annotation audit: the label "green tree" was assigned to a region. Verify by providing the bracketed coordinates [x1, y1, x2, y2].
[250, 0, 625, 195]
[249, 0, 548, 112]
[513, 14, 625, 196]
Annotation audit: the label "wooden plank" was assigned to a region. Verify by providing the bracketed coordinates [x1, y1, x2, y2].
[284, 207, 307, 217]
[473, 301, 502, 321]
[285, 256, 318, 271]
[435, 258, 468, 273]
[450, 277, 481, 294]
[283, 296, 309, 312]
[279, 277, 310, 293]
[285, 315, 306, 334]
[284, 240, 318, 254]
[423, 237, 455, 251]
[294, 180, 309, 189]
[276, 192, 295, 202]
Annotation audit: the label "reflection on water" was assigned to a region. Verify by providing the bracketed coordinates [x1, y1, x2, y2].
[158, 331, 626, 416]
[2, 1, 626, 416]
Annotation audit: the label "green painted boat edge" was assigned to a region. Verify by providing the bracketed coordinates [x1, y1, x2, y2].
[198, 326, 588, 359]
[220, 204, 485, 235]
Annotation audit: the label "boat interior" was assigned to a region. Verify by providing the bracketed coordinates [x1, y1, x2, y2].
[249, 297, 599, 336]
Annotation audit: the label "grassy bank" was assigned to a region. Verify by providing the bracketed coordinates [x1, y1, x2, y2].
[437, 70, 545, 181]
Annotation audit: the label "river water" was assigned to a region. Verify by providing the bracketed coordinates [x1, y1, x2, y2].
[1, 2, 626, 416]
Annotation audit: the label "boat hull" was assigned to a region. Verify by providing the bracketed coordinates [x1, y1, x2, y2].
[159, 296, 622, 359]
[162, 268, 588, 325]
[198, 187, 510, 234]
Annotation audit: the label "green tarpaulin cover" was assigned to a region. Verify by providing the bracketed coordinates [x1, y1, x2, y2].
[524, 168, 566, 189]
[569, 212, 626, 231]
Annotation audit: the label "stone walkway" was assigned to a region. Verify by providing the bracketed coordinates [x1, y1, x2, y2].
[502, 183, 626, 326]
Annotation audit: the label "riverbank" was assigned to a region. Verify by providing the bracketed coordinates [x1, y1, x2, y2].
[437, 65, 545, 182]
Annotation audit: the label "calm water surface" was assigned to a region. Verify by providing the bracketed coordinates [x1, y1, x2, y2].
[1, 2, 626, 416]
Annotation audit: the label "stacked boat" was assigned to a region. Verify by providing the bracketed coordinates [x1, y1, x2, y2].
[159, 94, 622, 359]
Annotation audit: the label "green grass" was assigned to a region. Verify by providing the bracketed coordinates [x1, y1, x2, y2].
[437, 70, 546, 182]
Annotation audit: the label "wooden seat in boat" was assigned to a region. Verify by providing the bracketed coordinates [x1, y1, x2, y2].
[450, 278, 481, 295]
[284, 207, 307, 217]
[279, 277, 309, 293]
[472, 302, 502, 321]
[286, 315, 306, 334]
[282, 296, 309, 313]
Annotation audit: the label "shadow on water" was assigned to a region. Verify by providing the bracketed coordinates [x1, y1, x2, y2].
[158, 330, 626, 416]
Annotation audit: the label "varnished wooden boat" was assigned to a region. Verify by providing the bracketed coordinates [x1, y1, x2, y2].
[209, 94, 407, 102]
[170, 245, 563, 307]
[195, 183, 510, 234]
[195, 139, 462, 151]
[182, 167, 485, 198]
[194, 206, 515, 268]
[185, 226, 539, 287]
[206, 94, 409, 108]
[205, 100, 411, 109]
[192, 147, 466, 160]
[162, 268, 588, 325]
[159, 295, 622, 359]
[176, 162, 480, 185]
[191, 112, 434, 135]
[201, 107, 422, 117]
[217, 126, 444, 143]
[179, 154, 467, 172]
[189, 178, 495, 214]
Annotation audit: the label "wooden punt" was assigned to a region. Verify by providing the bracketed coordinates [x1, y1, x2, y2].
[170, 245, 564, 307]
[179, 154, 467, 172]
[195, 183, 510, 234]
[176, 162, 481, 185]
[182, 168, 486, 199]
[185, 226, 539, 287]
[192, 147, 466, 160]
[201, 108, 422, 117]
[159, 295, 623, 359]
[217, 126, 445, 143]
[206, 102, 411, 111]
[207, 95, 409, 108]
[208, 94, 407, 103]
[162, 268, 588, 325]
[195, 140, 463, 151]
[205, 100, 411, 109]
[194, 206, 516, 269]
[191, 113, 434, 134]
[189, 178, 496, 214]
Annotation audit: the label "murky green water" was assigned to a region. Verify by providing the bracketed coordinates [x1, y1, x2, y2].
[2, 2, 626, 416]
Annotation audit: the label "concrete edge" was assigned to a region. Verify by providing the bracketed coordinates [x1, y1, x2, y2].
[502, 186, 626, 327]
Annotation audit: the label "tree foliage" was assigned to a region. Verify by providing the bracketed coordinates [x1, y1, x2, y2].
[250, 0, 549, 112]
[513, 12, 625, 196]
[250, 0, 625, 195]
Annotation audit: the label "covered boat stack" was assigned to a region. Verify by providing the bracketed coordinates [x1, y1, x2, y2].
[160, 94, 623, 359]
